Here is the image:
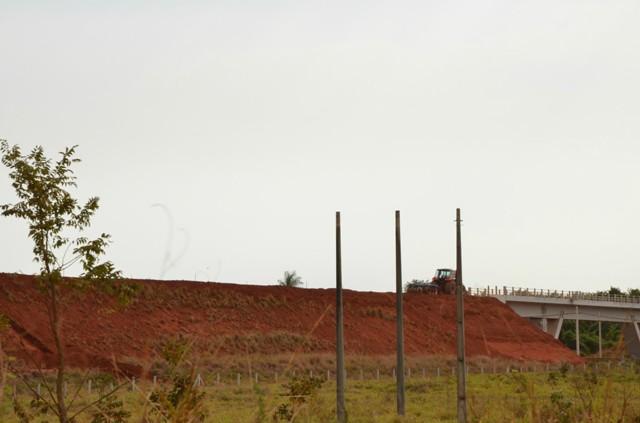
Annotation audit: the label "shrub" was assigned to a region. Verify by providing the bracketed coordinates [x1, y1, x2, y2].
[148, 338, 206, 422]
[273, 375, 325, 421]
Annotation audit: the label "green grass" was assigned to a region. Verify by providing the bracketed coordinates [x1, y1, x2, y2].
[3, 363, 640, 422]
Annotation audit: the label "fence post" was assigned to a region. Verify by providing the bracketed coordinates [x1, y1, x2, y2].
[153, 375, 157, 386]
[193, 373, 204, 388]
[376, 369, 380, 381]
[237, 373, 240, 386]
[88, 379, 92, 395]
[132, 377, 136, 391]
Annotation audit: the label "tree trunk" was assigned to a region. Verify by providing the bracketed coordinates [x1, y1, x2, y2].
[51, 285, 68, 422]
[0, 341, 7, 401]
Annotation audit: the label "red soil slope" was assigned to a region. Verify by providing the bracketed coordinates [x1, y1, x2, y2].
[0, 273, 582, 374]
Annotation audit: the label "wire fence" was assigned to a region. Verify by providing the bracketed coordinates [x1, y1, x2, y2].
[9, 359, 638, 398]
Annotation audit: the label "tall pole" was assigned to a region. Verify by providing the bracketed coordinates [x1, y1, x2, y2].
[395, 211, 406, 416]
[336, 212, 346, 423]
[455, 208, 467, 423]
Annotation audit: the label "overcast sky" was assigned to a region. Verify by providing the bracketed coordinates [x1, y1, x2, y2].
[1, 1, 639, 293]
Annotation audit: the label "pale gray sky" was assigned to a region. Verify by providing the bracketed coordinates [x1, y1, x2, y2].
[1, 1, 639, 293]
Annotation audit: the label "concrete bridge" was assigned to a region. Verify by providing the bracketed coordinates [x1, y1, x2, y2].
[468, 286, 640, 357]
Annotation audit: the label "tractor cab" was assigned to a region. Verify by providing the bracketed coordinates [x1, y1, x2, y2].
[432, 268, 457, 293]
[433, 268, 456, 281]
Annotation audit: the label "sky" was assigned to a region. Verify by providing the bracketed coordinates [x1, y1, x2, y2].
[1, 1, 639, 294]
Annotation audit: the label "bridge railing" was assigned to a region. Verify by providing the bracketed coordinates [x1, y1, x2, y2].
[468, 286, 640, 304]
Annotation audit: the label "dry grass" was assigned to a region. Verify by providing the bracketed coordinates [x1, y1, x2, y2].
[4, 360, 640, 422]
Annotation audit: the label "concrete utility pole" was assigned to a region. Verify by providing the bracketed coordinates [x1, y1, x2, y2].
[395, 211, 405, 416]
[335, 212, 346, 423]
[455, 208, 467, 423]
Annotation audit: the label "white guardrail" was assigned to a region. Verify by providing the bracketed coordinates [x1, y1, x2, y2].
[467, 286, 640, 304]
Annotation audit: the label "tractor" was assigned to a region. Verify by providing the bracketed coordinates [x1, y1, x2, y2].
[407, 268, 460, 294]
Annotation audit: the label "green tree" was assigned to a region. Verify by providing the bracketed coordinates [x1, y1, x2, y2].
[559, 320, 621, 357]
[278, 270, 304, 288]
[1, 140, 136, 423]
[598, 286, 624, 296]
[0, 313, 9, 404]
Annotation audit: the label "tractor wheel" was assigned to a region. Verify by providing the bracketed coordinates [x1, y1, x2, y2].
[445, 281, 456, 294]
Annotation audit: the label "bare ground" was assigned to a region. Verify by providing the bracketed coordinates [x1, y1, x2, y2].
[0, 273, 583, 376]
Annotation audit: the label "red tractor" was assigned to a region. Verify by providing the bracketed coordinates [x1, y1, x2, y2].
[429, 268, 457, 294]
[407, 268, 460, 294]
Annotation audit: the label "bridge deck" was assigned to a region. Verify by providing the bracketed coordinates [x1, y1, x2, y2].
[468, 286, 640, 304]
[467, 286, 640, 357]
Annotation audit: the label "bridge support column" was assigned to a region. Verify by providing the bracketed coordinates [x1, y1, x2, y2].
[575, 306, 580, 356]
[623, 319, 640, 358]
[545, 312, 564, 340]
[598, 312, 602, 358]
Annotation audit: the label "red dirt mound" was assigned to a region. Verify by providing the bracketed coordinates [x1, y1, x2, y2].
[0, 273, 582, 374]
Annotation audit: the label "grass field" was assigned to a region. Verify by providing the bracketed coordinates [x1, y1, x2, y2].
[2, 359, 640, 422]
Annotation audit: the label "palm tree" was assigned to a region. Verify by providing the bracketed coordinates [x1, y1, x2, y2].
[278, 270, 304, 287]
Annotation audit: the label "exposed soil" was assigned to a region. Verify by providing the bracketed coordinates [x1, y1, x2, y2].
[0, 273, 582, 376]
